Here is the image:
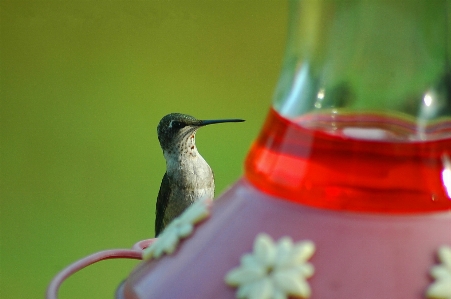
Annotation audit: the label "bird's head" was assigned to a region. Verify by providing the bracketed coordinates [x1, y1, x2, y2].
[157, 113, 244, 153]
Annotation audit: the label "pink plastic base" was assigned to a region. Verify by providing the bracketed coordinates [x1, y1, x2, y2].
[121, 179, 451, 299]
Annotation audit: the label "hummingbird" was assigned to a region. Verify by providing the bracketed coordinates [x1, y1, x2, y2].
[155, 113, 245, 236]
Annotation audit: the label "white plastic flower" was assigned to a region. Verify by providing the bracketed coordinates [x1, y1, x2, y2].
[225, 233, 315, 299]
[426, 245, 451, 299]
[142, 197, 212, 260]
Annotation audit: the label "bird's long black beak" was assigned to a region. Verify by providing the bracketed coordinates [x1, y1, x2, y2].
[199, 118, 245, 126]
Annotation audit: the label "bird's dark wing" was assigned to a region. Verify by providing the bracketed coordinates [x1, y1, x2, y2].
[155, 172, 171, 236]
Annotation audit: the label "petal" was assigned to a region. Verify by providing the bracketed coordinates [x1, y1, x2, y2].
[163, 219, 181, 234]
[179, 198, 211, 224]
[241, 254, 267, 275]
[225, 266, 266, 285]
[152, 243, 164, 259]
[275, 240, 315, 270]
[437, 246, 451, 269]
[236, 283, 253, 299]
[430, 265, 451, 280]
[296, 279, 312, 298]
[143, 238, 166, 260]
[273, 269, 312, 298]
[293, 263, 315, 278]
[254, 233, 276, 266]
[274, 237, 293, 268]
[241, 254, 260, 268]
[162, 232, 180, 254]
[272, 288, 288, 299]
[248, 278, 273, 299]
[277, 237, 293, 250]
[292, 240, 316, 263]
[426, 279, 451, 298]
[142, 245, 154, 260]
[177, 223, 193, 237]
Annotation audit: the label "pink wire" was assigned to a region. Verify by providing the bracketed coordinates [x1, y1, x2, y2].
[46, 239, 156, 299]
[133, 238, 156, 251]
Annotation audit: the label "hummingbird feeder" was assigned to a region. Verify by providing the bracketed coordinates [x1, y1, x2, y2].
[48, 1, 451, 298]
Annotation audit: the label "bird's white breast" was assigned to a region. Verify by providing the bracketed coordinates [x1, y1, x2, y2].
[162, 135, 215, 225]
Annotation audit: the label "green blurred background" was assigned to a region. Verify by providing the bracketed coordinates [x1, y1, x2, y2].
[0, 1, 286, 298]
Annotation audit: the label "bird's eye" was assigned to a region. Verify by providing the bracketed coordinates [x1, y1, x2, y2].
[169, 120, 185, 129]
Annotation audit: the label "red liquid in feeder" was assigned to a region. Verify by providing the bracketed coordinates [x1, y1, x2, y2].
[245, 108, 451, 213]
